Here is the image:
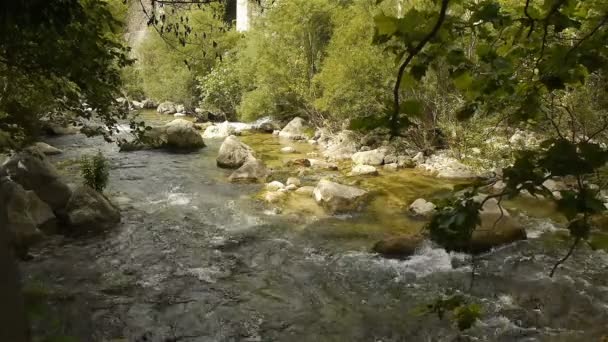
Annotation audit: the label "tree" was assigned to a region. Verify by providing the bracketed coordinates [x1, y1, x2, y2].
[374, 0, 608, 275]
[0, 0, 133, 149]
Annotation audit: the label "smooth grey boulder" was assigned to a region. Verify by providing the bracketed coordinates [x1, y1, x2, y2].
[313, 179, 368, 213]
[64, 186, 121, 234]
[217, 135, 255, 169]
[228, 159, 269, 183]
[2, 149, 72, 212]
[157, 101, 177, 114]
[279, 117, 309, 140]
[351, 149, 386, 166]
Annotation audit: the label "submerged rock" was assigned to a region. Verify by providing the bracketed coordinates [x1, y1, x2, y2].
[64, 186, 121, 234]
[2, 149, 72, 212]
[286, 158, 312, 167]
[157, 101, 177, 114]
[217, 135, 255, 169]
[263, 191, 287, 204]
[308, 159, 338, 170]
[409, 198, 436, 217]
[30, 142, 62, 155]
[295, 186, 315, 196]
[313, 179, 368, 213]
[281, 146, 296, 154]
[352, 149, 386, 166]
[229, 159, 269, 183]
[279, 117, 309, 140]
[349, 165, 378, 176]
[373, 235, 425, 259]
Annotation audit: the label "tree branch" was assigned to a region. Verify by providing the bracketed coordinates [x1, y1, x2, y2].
[390, 0, 451, 138]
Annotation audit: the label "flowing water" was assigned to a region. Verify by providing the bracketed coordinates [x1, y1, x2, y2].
[21, 113, 608, 341]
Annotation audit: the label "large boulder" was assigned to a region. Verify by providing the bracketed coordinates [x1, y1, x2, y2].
[121, 119, 205, 151]
[164, 119, 205, 149]
[352, 149, 386, 166]
[30, 142, 62, 155]
[64, 186, 121, 234]
[279, 117, 309, 140]
[228, 159, 269, 183]
[2, 149, 72, 211]
[322, 130, 359, 161]
[1, 178, 53, 253]
[217, 135, 255, 169]
[313, 179, 369, 213]
[157, 101, 177, 114]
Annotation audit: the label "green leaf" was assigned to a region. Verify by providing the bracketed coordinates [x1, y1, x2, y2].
[400, 99, 423, 117]
[374, 14, 398, 36]
[453, 72, 474, 91]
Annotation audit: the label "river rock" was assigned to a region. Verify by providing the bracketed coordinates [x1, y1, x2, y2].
[64, 186, 120, 234]
[352, 149, 386, 166]
[372, 235, 425, 259]
[164, 119, 205, 149]
[308, 159, 338, 170]
[295, 186, 315, 196]
[412, 152, 425, 165]
[286, 177, 301, 187]
[204, 121, 237, 139]
[397, 155, 416, 168]
[157, 101, 177, 114]
[322, 130, 359, 161]
[131, 100, 144, 109]
[418, 153, 476, 179]
[279, 117, 309, 140]
[286, 158, 312, 167]
[217, 135, 255, 169]
[42, 122, 79, 136]
[349, 165, 378, 176]
[266, 181, 285, 191]
[142, 99, 157, 109]
[409, 198, 436, 217]
[253, 120, 280, 133]
[384, 163, 398, 171]
[285, 184, 298, 191]
[264, 191, 286, 204]
[30, 142, 62, 155]
[1, 178, 53, 253]
[228, 159, 269, 183]
[281, 146, 296, 154]
[313, 179, 368, 213]
[2, 149, 72, 212]
[176, 104, 186, 113]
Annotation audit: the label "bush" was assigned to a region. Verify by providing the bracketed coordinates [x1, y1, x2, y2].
[314, 2, 393, 120]
[80, 151, 110, 192]
[197, 56, 243, 119]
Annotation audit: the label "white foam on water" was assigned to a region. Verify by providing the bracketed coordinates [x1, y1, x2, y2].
[343, 243, 459, 280]
[526, 219, 560, 238]
[167, 192, 191, 206]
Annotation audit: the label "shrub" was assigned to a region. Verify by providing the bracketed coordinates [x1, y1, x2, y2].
[80, 151, 110, 192]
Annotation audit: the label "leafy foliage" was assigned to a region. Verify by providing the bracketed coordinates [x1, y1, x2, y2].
[0, 0, 132, 150]
[80, 151, 110, 193]
[422, 294, 482, 331]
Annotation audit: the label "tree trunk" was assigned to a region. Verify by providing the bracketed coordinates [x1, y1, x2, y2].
[0, 177, 30, 342]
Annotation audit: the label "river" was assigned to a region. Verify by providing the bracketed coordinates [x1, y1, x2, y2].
[20, 113, 608, 341]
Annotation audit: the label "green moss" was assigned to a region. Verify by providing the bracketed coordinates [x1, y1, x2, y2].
[589, 233, 608, 251]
